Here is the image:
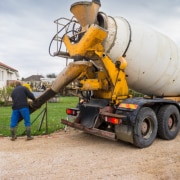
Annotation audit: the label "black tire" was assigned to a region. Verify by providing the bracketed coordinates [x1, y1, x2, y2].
[133, 107, 158, 148]
[157, 105, 180, 140]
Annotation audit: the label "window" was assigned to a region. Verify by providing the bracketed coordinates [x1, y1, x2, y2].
[7, 72, 12, 80]
[0, 70, 4, 81]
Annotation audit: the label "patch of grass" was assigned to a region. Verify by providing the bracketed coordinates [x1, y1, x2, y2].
[0, 96, 78, 136]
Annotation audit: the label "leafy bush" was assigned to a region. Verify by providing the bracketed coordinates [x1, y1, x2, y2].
[129, 89, 144, 97]
[0, 86, 13, 106]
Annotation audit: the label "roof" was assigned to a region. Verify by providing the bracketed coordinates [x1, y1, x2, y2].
[0, 61, 18, 72]
[23, 75, 44, 81]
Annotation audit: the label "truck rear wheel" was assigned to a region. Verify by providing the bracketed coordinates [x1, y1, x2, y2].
[157, 105, 180, 140]
[133, 107, 158, 148]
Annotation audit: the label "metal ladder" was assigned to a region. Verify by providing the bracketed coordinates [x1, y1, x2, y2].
[48, 17, 81, 60]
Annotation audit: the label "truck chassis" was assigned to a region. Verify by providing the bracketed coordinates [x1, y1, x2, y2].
[62, 97, 180, 148]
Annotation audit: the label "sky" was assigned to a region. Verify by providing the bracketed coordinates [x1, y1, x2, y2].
[0, 0, 180, 79]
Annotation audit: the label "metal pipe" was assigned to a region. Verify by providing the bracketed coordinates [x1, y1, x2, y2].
[30, 61, 93, 110]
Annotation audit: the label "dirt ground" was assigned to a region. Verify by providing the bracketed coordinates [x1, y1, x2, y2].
[0, 127, 179, 180]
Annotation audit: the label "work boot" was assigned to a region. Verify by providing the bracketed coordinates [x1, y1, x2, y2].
[10, 128, 17, 141]
[26, 126, 34, 140]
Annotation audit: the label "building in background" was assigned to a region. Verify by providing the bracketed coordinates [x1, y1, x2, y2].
[0, 61, 19, 88]
[23, 75, 45, 91]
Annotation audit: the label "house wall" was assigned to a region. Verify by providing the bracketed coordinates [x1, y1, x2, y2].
[0, 67, 18, 88]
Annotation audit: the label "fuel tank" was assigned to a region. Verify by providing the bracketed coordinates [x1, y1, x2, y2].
[98, 13, 180, 97]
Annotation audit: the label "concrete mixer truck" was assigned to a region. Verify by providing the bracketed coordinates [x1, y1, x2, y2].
[30, 0, 180, 148]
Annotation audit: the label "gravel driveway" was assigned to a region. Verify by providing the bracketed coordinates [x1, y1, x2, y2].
[0, 128, 179, 180]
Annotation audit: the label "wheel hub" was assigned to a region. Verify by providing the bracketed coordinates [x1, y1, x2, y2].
[168, 117, 173, 129]
[141, 121, 148, 134]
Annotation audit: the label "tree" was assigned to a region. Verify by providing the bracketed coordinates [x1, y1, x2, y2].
[46, 73, 57, 78]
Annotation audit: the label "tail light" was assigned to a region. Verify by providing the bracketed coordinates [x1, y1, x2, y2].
[66, 108, 79, 116]
[105, 116, 122, 125]
[119, 103, 138, 110]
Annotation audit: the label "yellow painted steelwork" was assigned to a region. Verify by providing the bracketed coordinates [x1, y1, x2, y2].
[95, 51, 129, 104]
[79, 70, 109, 91]
[63, 24, 129, 104]
[63, 24, 107, 59]
[118, 56, 127, 70]
[79, 79, 107, 90]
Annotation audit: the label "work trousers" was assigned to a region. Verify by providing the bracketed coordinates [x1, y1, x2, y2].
[10, 107, 31, 128]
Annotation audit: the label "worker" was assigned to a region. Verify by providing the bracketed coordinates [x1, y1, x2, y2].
[10, 80, 36, 141]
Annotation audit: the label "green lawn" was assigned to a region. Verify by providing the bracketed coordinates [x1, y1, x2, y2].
[0, 96, 79, 136]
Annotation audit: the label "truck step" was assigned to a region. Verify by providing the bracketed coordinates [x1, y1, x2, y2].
[61, 119, 117, 141]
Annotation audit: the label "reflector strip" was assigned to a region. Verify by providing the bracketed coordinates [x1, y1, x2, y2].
[119, 103, 138, 109]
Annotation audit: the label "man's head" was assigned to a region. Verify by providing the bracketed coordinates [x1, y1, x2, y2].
[15, 80, 22, 86]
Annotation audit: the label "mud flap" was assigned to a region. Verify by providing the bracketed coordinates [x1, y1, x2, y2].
[79, 106, 99, 128]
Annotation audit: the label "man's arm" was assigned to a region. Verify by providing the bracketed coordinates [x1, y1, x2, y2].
[25, 87, 36, 101]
